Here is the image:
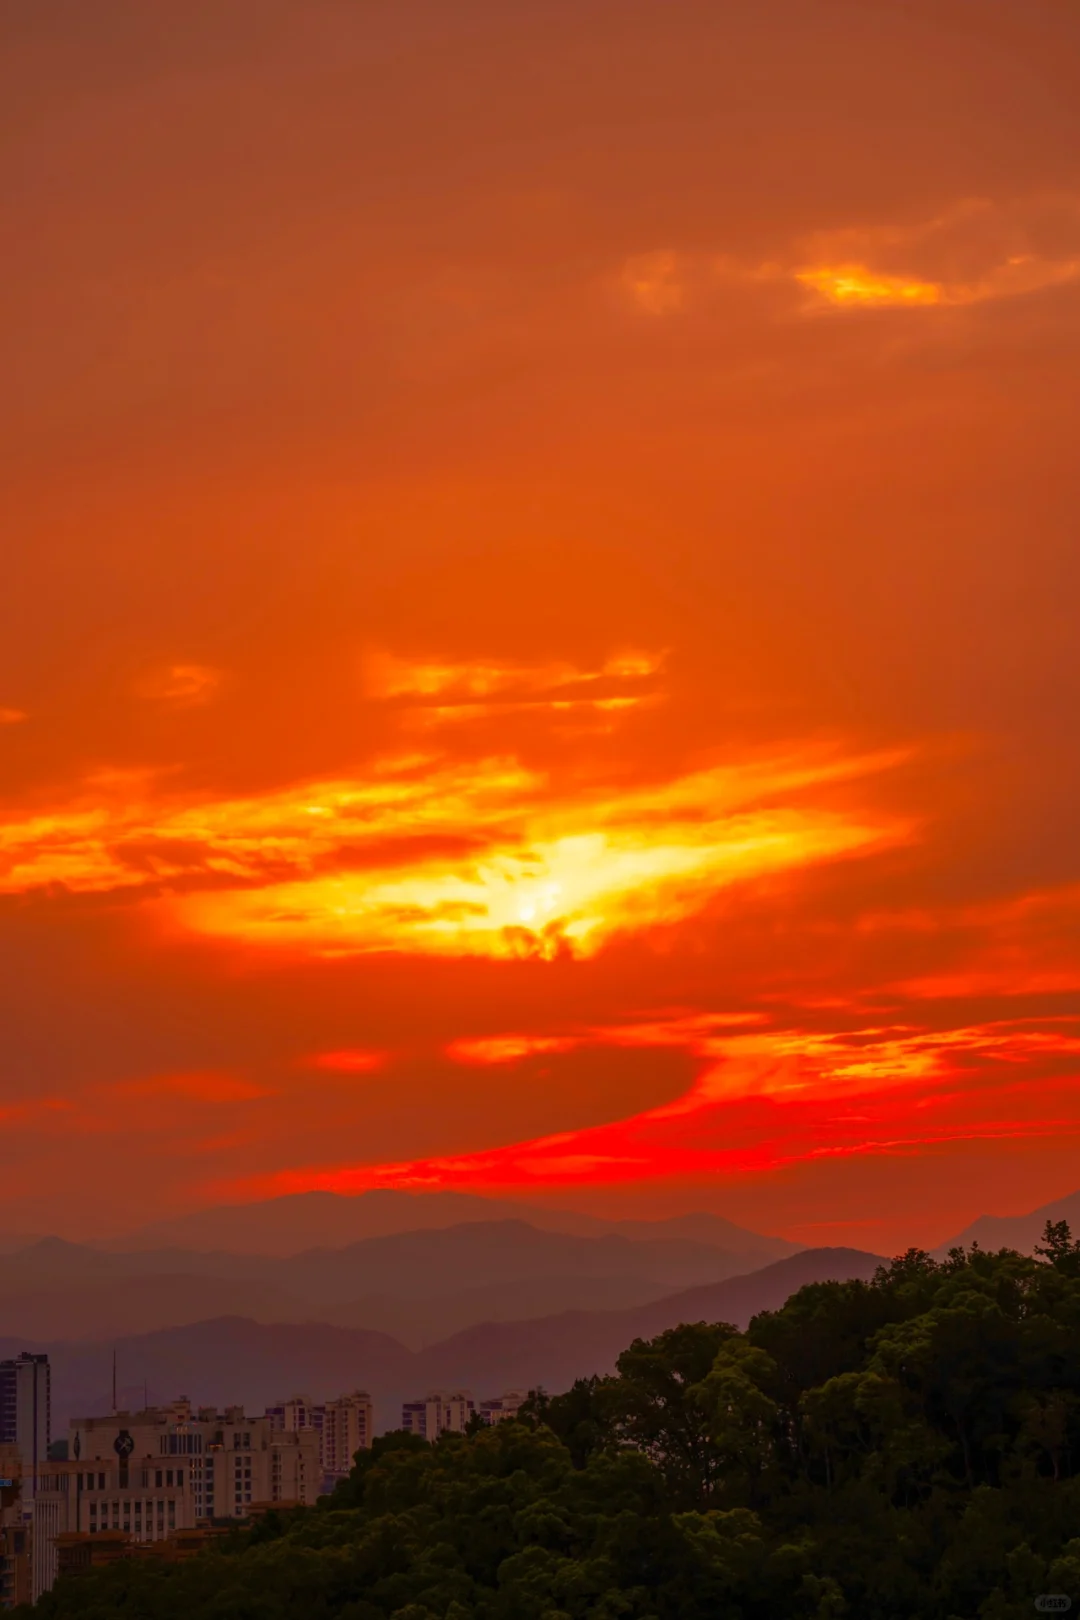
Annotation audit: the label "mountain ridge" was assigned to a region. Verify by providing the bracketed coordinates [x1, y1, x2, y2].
[0, 1218, 793, 1344]
[88, 1189, 801, 1259]
[933, 1187, 1080, 1257]
[1, 1245, 884, 1433]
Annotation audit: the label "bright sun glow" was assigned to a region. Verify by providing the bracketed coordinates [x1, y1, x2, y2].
[0, 721, 909, 960]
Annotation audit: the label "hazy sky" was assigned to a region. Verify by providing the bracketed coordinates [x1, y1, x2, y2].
[3, 0, 1080, 1249]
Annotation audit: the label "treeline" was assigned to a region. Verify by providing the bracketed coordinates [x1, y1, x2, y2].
[26, 1223, 1080, 1618]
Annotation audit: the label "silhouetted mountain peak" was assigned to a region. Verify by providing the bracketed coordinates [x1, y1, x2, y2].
[934, 1187, 1080, 1257]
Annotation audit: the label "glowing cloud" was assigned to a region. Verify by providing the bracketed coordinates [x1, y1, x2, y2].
[446, 1033, 583, 1065]
[794, 264, 943, 307]
[625, 197, 1080, 316]
[169, 751, 907, 958]
[0, 707, 27, 725]
[0, 657, 910, 963]
[230, 1017, 1080, 1206]
[795, 256, 1080, 310]
[364, 649, 665, 724]
[307, 1049, 386, 1073]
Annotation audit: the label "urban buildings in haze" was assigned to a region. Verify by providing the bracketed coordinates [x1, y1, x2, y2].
[401, 1390, 476, 1441]
[264, 1390, 373, 1488]
[0, 1445, 30, 1609]
[1, 1356, 530, 1606]
[401, 1389, 528, 1440]
[0, 1356, 50, 1499]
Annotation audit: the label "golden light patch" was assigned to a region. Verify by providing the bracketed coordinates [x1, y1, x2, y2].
[795, 253, 1080, 311]
[795, 264, 943, 307]
[168, 752, 908, 958]
[630, 198, 1080, 316]
[364, 649, 665, 725]
[0, 637, 909, 962]
[0, 746, 907, 958]
[447, 1034, 582, 1064]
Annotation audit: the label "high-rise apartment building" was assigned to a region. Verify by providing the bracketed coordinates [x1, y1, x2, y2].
[477, 1391, 528, 1425]
[267, 1391, 372, 1490]
[320, 1393, 372, 1484]
[265, 1396, 317, 1436]
[0, 1356, 50, 1496]
[401, 1389, 529, 1440]
[401, 1391, 476, 1441]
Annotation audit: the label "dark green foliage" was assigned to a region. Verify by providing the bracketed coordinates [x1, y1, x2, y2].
[25, 1223, 1080, 1620]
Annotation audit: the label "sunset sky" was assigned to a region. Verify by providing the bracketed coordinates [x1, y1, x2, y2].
[3, 0, 1080, 1251]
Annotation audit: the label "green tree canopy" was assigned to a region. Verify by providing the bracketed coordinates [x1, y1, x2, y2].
[24, 1223, 1080, 1620]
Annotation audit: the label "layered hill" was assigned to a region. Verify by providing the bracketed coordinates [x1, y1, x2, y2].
[0, 1215, 801, 1346]
[934, 1187, 1080, 1257]
[92, 1189, 801, 1261]
[1, 1245, 883, 1433]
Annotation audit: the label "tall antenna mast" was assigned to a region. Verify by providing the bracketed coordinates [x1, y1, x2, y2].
[112, 1350, 117, 1415]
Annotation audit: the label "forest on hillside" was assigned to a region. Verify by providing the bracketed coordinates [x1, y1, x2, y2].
[26, 1224, 1080, 1620]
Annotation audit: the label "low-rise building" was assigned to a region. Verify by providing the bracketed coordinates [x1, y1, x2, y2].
[31, 1456, 194, 1600]
[55, 1522, 228, 1581]
[0, 1445, 30, 1611]
[54, 1530, 131, 1582]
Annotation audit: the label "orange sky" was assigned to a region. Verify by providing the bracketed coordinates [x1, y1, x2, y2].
[2, 0, 1080, 1251]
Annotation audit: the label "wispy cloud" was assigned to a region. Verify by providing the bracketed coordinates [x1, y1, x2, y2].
[794, 253, 1080, 311]
[621, 252, 685, 314]
[364, 649, 665, 725]
[106, 1071, 269, 1103]
[622, 195, 1080, 317]
[306, 1049, 386, 1074]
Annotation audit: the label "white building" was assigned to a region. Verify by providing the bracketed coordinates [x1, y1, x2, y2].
[69, 1399, 319, 1526]
[265, 1396, 318, 1436]
[320, 1393, 373, 1484]
[478, 1391, 529, 1424]
[31, 1457, 192, 1602]
[401, 1391, 476, 1441]
[266, 1391, 373, 1489]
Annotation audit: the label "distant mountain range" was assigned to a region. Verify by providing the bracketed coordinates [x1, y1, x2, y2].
[934, 1187, 1080, 1257]
[4, 1185, 1077, 1359]
[89, 1189, 802, 1261]
[405, 1247, 885, 1399]
[0, 1246, 884, 1434]
[0, 1201, 802, 1348]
